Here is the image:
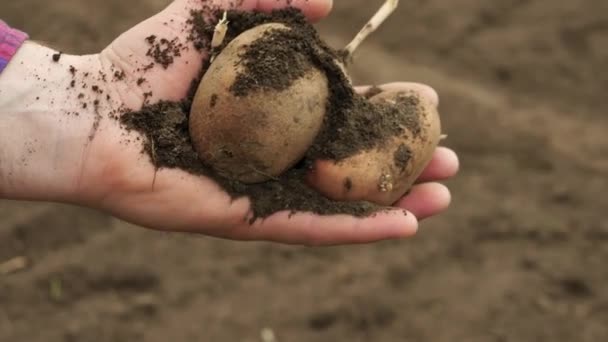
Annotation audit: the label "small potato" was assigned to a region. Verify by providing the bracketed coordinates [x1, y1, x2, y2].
[189, 23, 329, 183]
[306, 90, 442, 206]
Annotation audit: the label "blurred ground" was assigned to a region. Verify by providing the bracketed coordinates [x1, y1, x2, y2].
[1, 0, 607, 341]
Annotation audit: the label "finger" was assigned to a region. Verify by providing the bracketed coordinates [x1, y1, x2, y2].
[356, 82, 439, 107]
[395, 182, 451, 220]
[176, 0, 332, 22]
[255, 0, 334, 22]
[416, 147, 460, 183]
[234, 209, 418, 246]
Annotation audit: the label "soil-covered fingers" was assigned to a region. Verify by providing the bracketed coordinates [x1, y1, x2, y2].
[395, 182, 451, 220]
[254, 0, 333, 22]
[234, 210, 418, 246]
[174, 0, 332, 22]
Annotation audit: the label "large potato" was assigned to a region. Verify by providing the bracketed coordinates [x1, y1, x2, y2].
[306, 90, 442, 205]
[189, 23, 329, 183]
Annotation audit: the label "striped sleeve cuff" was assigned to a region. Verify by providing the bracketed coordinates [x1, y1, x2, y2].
[0, 20, 29, 74]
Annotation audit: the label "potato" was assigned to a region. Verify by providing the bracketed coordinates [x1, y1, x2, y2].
[306, 90, 442, 206]
[189, 23, 329, 183]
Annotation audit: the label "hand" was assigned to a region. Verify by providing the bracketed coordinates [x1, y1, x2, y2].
[0, 0, 459, 246]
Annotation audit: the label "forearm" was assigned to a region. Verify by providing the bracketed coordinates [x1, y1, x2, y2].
[0, 41, 103, 202]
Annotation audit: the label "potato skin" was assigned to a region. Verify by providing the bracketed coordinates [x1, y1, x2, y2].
[189, 23, 328, 183]
[306, 90, 442, 206]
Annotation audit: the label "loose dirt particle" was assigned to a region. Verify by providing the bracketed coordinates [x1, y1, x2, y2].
[114, 70, 126, 81]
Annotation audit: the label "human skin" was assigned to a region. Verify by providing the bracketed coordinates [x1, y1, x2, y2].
[0, 0, 459, 246]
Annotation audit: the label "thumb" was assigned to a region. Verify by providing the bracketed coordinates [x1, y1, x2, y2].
[101, 0, 333, 108]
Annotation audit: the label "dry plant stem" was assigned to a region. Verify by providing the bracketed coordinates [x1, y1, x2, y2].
[210, 11, 229, 63]
[344, 0, 400, 59]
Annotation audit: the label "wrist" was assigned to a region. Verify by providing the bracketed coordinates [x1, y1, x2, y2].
[0, 41, 109, 203]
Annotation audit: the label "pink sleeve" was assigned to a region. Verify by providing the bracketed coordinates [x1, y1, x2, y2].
[0, 20, 29, 74]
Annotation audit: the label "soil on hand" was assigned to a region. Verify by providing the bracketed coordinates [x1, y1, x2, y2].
[121, 8, 425, 219]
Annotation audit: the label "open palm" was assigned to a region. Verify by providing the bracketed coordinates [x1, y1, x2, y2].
[79, 0, 459, 246]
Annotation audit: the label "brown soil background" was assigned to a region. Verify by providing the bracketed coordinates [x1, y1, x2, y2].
[1, 0, 607, 341]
